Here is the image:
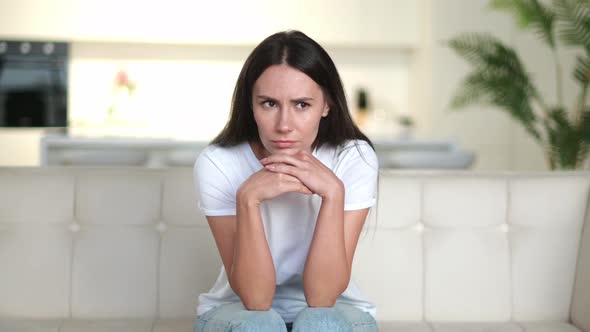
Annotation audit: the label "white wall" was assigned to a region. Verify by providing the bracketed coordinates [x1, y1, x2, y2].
[0, 0, 418, 47]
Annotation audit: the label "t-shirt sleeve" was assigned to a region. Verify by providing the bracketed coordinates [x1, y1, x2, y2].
[335, 141, 379, 211]
[193, 148, 237, 216]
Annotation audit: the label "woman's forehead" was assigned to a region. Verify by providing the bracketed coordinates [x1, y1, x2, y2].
[253, 64, 322, 97]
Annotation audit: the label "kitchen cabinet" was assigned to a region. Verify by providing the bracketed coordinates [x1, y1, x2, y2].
[0, 0, 419, 48]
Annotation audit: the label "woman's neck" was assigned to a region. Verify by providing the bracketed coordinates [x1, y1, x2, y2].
[249, 141, 270, 160]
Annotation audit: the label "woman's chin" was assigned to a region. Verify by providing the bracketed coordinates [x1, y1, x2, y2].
[259, 141, 311, 156]
[271, 148, 300, 155]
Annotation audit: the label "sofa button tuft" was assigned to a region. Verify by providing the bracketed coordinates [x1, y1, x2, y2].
[415, 222, 425, 232]
[69, 223, 80, 233]
[156, 222, 168, 232]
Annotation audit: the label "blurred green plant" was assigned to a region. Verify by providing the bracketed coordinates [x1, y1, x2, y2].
[447, 0, 590, 170]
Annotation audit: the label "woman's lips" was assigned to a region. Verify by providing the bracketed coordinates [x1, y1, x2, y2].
[272, 140, 296, 148]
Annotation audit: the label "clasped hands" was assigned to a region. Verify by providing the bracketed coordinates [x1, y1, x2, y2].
[238, 150, 344, 204]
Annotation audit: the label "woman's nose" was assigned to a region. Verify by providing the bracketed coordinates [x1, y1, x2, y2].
[276, 109, 293, 132]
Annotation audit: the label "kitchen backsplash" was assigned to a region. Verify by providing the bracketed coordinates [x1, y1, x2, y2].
[69, 42, 411, 140]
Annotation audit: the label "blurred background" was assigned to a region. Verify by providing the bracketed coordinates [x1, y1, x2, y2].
[0, 0, 586, 170]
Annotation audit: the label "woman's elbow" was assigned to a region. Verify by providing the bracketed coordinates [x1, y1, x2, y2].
[306, 296, 338, 308]
[242, 297, 274, 311]
[239, 288, 275, 310]
[230, 279, 275, 311]
[304, 280, 349, 307]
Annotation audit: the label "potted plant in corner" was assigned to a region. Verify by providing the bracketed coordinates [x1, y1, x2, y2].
[448, 0, 590, 170]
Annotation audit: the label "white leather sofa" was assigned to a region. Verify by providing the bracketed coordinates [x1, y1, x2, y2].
[0, 168, 588, 332]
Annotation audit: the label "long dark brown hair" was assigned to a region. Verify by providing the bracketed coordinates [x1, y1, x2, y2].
[210, 30, 373, 151]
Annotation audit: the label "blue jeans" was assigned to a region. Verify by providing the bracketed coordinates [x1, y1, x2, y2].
[194, 302, 378, 331]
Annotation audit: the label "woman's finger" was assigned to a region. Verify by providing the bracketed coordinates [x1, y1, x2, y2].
[264, 168, 298, 182]
[260, 154, 303, 167]
[264, 162, 302, 178]
[273, 171, 312, 195]
[288, 183, 313, 195]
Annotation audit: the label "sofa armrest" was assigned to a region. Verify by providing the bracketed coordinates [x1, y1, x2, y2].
[572, 193, 590, 332]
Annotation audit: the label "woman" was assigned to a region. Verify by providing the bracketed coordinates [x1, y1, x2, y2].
[194, 30, 379, 332]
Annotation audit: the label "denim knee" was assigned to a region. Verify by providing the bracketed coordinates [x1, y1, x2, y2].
[196, 303, 287, 332]
[231, 309, 287, 332]
[292, 307, 352, 332]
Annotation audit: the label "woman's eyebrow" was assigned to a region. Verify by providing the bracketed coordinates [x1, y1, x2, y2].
[256, 95, 314, 102]
[292, 97, 314, 102]
[256, 95, 277, 101]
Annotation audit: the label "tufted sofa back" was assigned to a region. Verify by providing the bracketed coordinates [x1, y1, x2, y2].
[0, 168, 588, 330]
[0, 168, 217, 320]
[356, 170, 590, 328]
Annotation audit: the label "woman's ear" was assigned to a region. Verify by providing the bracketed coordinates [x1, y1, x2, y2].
[322, 103, 330, 117]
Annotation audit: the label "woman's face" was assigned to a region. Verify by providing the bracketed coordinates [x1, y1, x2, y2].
[251, 64, 329, 158]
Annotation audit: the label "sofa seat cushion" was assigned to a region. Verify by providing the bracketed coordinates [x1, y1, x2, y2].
[0, 318, 62, 332]
[153, 319, 196, 332]
[0, 319, 582, 332]
[427, 321, 582, 332]
[0, 318, 193, 332]
[379, 321, 583, 332]
[518, 321, 583, 332]
[378, 321, 433, 331]
[0, 318, 155, 332]
[60, 319, 154, 332]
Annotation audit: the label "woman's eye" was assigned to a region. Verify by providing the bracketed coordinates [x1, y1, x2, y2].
[296, 102, 310, 109]
[262, 100, 277, 108]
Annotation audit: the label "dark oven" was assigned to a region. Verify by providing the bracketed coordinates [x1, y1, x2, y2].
[0, 40, 68, 127]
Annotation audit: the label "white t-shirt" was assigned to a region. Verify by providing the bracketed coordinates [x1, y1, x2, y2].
[193, 139, 379, 322]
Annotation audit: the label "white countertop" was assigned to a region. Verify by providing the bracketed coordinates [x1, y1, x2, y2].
[40, 132, 474, 169]
[42, 133, 460, 150]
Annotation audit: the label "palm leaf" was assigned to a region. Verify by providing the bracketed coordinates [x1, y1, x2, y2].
[449, 33, 535, 85]
[546, 107, 586, 168]
[553, 0, 590, 51]
[447, 33, 500, 68]
[448, 33, 542, 140]
[580, 108, 590, 142]
[450, 79, 487, 109]
[491, 0, 556, 47]
[575, 109, 590, 167]
[573, 54, 590, 84]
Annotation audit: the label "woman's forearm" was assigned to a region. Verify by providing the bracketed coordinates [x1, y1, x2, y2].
[303, 188, 350, 307]
[230, 194, 276, 310]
